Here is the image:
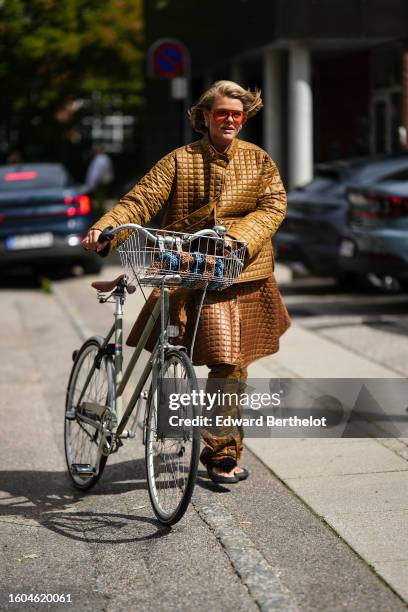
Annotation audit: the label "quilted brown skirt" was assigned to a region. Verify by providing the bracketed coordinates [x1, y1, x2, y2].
[126, 274, 291, 368]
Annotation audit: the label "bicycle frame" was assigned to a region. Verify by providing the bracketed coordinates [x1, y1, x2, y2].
[66, 222, 247, 521]
[72, 222, 245, 462]
[73, 278, 175, 452]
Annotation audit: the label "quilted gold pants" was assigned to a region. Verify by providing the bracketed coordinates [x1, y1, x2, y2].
[200, 364, 248, 470]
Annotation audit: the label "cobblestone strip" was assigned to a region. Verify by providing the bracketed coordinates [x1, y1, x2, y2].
[192, 487, 299, 612]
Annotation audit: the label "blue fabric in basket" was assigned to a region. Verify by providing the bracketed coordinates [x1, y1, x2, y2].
[159, 251, 179, 271]
[155, 251, 225, 288]
[190, 252, 205, 274]
[208, 257, 225, 289]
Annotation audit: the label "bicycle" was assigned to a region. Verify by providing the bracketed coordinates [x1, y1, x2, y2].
[64, 223, 246, 524]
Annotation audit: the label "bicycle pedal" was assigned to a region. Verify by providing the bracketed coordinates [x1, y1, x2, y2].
[110, 438, 123, 453]
[71, 464, 96, 477]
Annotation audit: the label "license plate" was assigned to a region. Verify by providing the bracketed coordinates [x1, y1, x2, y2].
[339, 239, 355, 258]
[6, 232, 54, 250]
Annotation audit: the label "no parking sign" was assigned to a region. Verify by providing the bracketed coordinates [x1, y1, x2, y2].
[147, 38, 191, 140]
[148, 39, 189, 79]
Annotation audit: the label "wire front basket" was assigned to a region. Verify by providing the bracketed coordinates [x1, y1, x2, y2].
[118, 227, 246, 290]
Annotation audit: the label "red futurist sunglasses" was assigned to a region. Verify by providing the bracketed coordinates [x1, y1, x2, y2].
[211, 109, 247, 125]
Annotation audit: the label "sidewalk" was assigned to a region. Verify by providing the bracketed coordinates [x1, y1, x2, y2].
[243, 265, 408, 603]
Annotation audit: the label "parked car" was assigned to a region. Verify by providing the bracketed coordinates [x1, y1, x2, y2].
[339, 166, 408, 291]
[274, 155, 408, 280]
[0, 163, 102, 274]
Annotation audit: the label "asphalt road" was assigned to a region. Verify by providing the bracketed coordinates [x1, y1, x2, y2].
[0, 263, 406, 612]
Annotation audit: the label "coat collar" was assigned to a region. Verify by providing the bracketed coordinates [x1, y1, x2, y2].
[201, 133, 239, 162]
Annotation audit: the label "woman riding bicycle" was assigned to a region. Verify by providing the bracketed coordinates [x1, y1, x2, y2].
[82, 80, 291, 484]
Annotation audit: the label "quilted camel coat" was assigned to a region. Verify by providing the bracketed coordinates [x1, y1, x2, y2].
[92, 134, 291, 367]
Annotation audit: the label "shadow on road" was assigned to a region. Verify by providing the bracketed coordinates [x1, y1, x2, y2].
[0, 262, 108, 290]
[280, 276, 408, 299]
[44, 510, 171, 543]
[0, 459, 172, 543]
[278, 278, 408, 333]
[0, 268, 44, 289]
[196, 469, 234, 494]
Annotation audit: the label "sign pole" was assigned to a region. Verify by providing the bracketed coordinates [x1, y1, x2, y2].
[147, 39, 191, 145]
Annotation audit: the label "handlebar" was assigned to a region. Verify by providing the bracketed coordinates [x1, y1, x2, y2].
[98, 223, 239, 248]
[98, 223, 246, 272]
[98, 224, 156, 244]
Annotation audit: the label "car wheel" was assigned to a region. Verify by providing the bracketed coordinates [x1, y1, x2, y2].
[335, 272, 376, 292]
[82, 258, 103, 275]
[367, 273, 401, 293]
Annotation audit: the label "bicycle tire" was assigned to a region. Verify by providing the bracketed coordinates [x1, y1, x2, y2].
[64, 337, 114, 490]
[145, 349, 200, 525]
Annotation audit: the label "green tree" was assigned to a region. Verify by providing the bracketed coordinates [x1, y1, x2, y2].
[0, 0, 144, 165]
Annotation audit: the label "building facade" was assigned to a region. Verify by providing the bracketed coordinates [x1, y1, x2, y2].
[144, 0, 408, 188]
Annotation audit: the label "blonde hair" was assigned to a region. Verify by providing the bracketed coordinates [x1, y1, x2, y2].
[189, 80, 263, 134]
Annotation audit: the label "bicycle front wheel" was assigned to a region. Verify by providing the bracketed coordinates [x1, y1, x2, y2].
[145, 349, 200, 525]
[64, 337, 114, 490]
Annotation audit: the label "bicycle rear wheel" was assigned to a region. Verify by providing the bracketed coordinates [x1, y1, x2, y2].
[64, 337, 114, 490]
[145, 349, 200, 525]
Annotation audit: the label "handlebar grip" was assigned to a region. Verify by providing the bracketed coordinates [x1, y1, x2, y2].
[98, 226, 114, 243]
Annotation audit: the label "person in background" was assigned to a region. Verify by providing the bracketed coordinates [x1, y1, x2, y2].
[85, 144, 114, 213]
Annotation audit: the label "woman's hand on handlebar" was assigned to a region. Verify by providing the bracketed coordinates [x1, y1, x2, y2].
[82, 229, 108, 252]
